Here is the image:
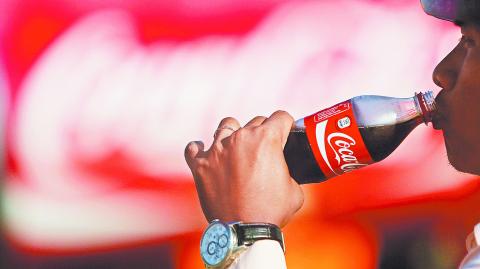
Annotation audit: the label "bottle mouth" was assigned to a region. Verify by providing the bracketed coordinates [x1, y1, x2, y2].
[415, 91, 437, 124]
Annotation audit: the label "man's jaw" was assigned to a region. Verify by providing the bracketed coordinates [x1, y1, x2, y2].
[444, 134, 480, 176]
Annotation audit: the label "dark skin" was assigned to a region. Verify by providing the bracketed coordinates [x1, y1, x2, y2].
[185, 19, 480, 227]
[433, 22, 480, 175]
[185, 113, 304, 227]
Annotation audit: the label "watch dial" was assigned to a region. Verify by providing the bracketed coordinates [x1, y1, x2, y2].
[218, 234, 228, 248]
[200, 222, 231, 266]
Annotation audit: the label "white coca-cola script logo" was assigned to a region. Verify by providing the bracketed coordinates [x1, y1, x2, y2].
[326, 132, 368, 173]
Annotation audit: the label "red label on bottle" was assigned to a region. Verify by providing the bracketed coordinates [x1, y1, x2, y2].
[304, 100, 374, 179]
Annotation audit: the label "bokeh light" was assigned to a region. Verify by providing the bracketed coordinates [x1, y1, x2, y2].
[1, 0, 478, 268]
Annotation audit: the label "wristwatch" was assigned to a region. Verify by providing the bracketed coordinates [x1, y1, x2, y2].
[200, 219, 285, 269]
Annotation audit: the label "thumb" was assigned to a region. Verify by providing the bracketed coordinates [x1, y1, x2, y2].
[291, 181, 305, 214]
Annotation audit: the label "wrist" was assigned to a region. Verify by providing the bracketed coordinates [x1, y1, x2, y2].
[200, 219, 285, 269]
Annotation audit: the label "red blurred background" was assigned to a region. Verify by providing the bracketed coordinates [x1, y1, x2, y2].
[1, 0, 479, 268]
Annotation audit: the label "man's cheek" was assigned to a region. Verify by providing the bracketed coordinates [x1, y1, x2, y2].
[463, 49, 480, 77]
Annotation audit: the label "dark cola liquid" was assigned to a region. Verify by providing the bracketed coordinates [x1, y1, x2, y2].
[358, 118, 421, 162]
[283, 118, 422, 185]
[283, 91, 436, 185]
[284, 131, 326, 184]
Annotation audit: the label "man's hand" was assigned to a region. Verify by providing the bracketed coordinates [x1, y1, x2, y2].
[185, 111, 304, 227]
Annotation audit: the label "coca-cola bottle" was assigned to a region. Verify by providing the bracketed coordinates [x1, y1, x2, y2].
[284, 91, 437, 184]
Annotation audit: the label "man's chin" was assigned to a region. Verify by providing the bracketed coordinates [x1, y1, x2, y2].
[446, 149, 480, 176]
[443, 135, 478, 175]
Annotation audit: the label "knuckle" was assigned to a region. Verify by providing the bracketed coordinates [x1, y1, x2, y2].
[210, 143, 222, 154]
[230, 128, 254, 146]
[220, 116, 237, 126]
[253, 115, 267, 122]
[184, 142, 195, 156]
[276, 110, 294, 122]
[184, 141, 204, 159]
[232, 127, 248, 140]
[245, 116, 267, 128]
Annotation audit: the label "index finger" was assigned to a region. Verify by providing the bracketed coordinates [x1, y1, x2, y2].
[261, 110, 294, 147]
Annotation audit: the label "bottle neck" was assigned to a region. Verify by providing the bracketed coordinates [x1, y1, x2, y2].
[414, 91, 437, 124]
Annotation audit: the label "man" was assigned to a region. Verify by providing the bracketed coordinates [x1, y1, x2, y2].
[186, 0, 480, 268]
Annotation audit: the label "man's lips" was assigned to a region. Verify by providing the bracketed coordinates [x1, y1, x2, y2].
[432, 91, 446, 130]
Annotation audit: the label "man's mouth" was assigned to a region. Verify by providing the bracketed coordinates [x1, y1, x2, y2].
[432, 91, 446, 130]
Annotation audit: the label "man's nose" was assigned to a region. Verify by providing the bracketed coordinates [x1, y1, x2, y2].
[432, 44, 464, 90]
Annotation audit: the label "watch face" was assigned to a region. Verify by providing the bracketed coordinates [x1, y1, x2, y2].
[200, 222, 232, 266]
